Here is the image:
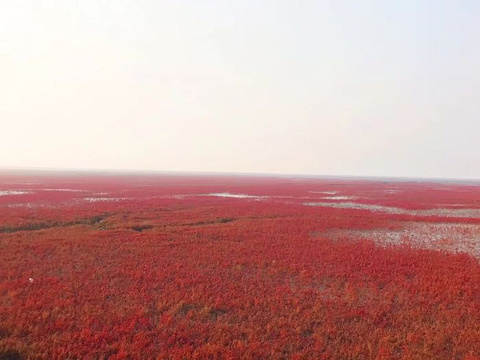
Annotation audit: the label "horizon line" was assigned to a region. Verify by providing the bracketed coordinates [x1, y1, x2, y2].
[0, 166, 479, 184]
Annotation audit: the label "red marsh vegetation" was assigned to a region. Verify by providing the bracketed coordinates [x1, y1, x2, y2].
[1, 173, 480, 359]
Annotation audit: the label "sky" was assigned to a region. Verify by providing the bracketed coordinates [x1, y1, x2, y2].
[1, 1, 479, 179]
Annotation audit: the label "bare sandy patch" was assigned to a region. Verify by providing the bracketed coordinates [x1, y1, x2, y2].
[203, 193, 268, 200]
[83, 197, 132, 203]
[309, 191, 338, 195]
[344, 222, 480, 259]
[304, 202, 480, 218]
[321, 196, 359, 200]
[41, 188, 87, 192]
[0, 190, 32, 196]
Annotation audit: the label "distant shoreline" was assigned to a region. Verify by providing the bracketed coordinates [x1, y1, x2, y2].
[0, 167, 479, 185]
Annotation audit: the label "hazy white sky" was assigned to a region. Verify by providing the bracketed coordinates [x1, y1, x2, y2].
[1, 1, 479, 179]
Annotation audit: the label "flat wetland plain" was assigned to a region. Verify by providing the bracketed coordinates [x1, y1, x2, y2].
[1, 172, 479, 359]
